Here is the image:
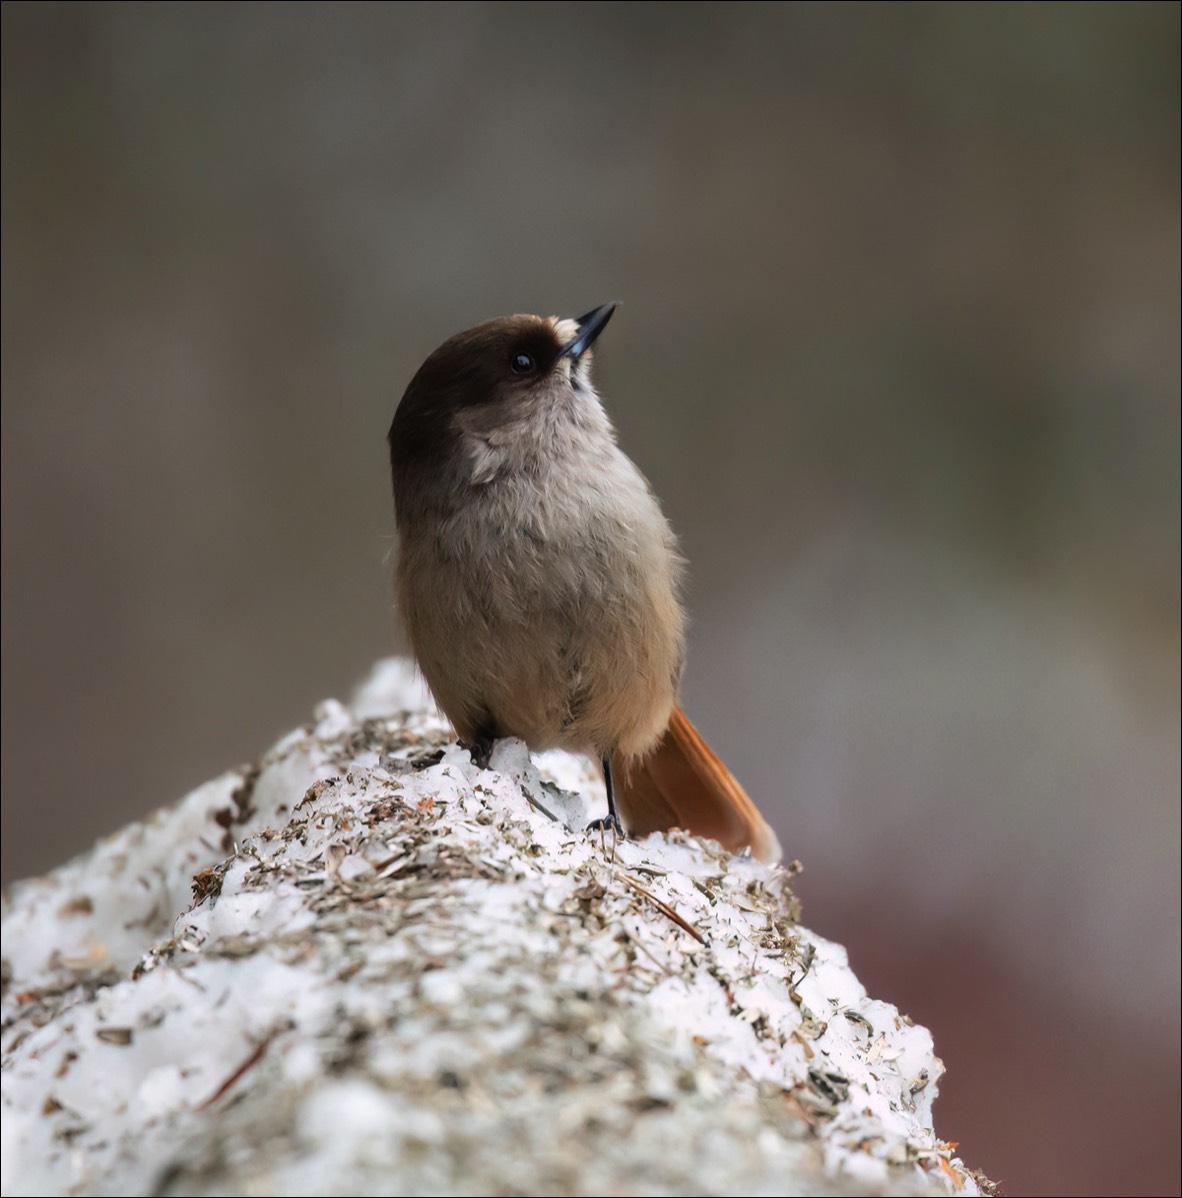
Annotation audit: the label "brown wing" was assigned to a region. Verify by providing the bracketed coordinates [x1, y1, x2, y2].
[612, 705, 782, 863]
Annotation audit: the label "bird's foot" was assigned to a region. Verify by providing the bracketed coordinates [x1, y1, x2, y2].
[463, 736, 496, 770]
[586, 813, 624, 858]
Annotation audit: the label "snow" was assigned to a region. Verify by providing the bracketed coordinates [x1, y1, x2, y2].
[1, 658, 985, 1196]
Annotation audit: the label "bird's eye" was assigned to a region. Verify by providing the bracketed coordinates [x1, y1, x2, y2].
[511, 352, 536, 375]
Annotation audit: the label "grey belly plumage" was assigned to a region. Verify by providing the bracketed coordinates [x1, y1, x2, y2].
[397, 483, 684, 761]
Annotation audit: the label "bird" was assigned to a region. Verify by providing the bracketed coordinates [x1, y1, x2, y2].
[388, 303, 780, 863]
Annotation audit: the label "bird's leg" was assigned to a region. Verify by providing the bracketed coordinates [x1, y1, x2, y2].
[603, 756, 624, 833]
[586, 757, 624, 845]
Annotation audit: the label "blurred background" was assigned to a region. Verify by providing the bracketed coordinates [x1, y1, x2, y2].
[2, 3, 1178, 1193]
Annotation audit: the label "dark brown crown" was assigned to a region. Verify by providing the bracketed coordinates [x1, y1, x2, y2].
[388, 314, 566, 516]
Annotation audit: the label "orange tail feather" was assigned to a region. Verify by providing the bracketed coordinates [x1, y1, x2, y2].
[613, 706, 781, 863]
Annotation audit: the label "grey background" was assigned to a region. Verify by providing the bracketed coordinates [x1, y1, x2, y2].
[3, 4, 1178, 1194]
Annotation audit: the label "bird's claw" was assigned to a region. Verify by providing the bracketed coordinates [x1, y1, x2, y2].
[464, 736, 495, 770]
[586, 813, 624, 857]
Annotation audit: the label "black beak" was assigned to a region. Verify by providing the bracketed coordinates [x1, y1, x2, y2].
[560, 302, 617, 361]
